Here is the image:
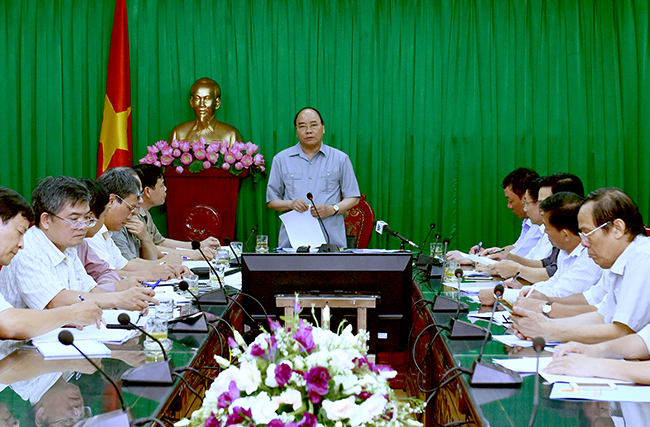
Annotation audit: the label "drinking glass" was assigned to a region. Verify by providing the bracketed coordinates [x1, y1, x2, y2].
[231, 241, 243, 257]
[155, 295, 174, 320]
[210, 249, 230, 289]
[256, 235, 269, 253]
[181, 273, 199, 295]
[444, 260, 460, 281]
[144, 317, 169, 352]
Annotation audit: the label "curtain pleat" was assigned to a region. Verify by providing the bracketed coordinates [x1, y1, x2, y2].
[1, 0, 648, 251]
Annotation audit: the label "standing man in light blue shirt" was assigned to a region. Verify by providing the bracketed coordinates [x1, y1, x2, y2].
[266, 107, 361, 248]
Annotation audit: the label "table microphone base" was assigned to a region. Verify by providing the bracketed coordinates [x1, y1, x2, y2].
[431, 295, 469, 313]
[168, 313, 208, 333]
[469, 360, 522, 388]
[318, 243, 339, 252]
[448, 318, 490, 340]
[121, 360, 174, 386]
[198, 288, 227, 305]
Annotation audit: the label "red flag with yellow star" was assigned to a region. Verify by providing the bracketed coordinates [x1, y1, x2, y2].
[97, 0, 132, 177]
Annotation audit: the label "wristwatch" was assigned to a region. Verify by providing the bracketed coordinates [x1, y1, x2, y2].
[332, 204, 340, 214]
[542, 301, 553, 317]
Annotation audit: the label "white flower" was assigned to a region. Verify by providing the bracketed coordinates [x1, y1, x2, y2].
[233, 329, 246, 347]
[174, 420, 190, 427]
[333, 373, 362, 395]
[206, 366, 240, 397]
[265, 363, 278, 388]
[348, 394, 387, 426]
[237, 360, 262, 394]
[214, 355, 230, 368]
[231, 391, 279, 424]
[322, 395, 358, 421]
[271, 388, 303, 411]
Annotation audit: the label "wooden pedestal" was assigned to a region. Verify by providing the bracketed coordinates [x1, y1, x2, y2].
[163, 167, 246, 242]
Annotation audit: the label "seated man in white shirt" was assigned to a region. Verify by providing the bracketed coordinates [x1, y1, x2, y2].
[480, 192, 602, 306]
[446, 167, 542, 264]
[0, 187, 103, 339]
[511, 187, 650, 343]
[0, 176, 157, 312]
[484, 173, 585, 283]
[90, 168, 188, 279]
[132, 164, 219, 260]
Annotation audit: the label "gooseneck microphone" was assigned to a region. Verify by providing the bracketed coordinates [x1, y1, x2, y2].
[118, 314, 174, 386]
[192, 239, 227, 305]
[442, 237, 450, 258]
[244, 227, 257, 252]
[528, 337, 546, 427]
[224, 237, 241, 266]
[418, 223, 436, 256]
[448, 269, 487, 339]
[118, 313, 168, 360]
[468, 284, 522, 387]
[58, 330, 127, 412]
[306, 192, 339, 252]
[169, 281, 209, 333]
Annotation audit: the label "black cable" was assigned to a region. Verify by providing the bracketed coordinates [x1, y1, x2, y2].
[229, 290, 269, 320]
[171, 372, 203, 402]
[412, 323, 450, 377]
[206, 322, 225, 358]
[416, 327, 446, 393]
[173, 366, 212, 382]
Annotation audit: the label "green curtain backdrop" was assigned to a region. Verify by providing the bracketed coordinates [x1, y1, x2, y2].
[1, 0, 648, 251]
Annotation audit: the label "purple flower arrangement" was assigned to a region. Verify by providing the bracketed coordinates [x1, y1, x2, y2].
[175, 296, 424, 427]
[140, 137, 266, 178]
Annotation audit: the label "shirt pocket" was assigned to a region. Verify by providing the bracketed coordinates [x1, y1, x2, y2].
[283, 173, 303, 196]
[319, 170, 340, 193]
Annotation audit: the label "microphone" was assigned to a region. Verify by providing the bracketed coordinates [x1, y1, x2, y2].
[448, 269, 487, 339]
[528, 337, 546, 427]
[431, 259, 468, 313]
[244, 227, 257, 252]
[192, 239, 227, 305]
[374, 220, 419, 249]
[442, 237, 450, 258]
[224, 237, 241, 267]
[418, 223, 436, 255]
[468, 284, 522, 387]
[415, 227, 438, 266]
[169, 281, 209, 333]
[58, 331, 132, 425]
[118, 314, 174, 386]
[306, 192, 338, 253]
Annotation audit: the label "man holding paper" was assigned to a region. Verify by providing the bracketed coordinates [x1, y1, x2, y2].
[266, 107, 360, 248]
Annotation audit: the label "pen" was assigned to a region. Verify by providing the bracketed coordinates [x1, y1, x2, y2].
[159, 260, 167, 265]
[486, 248, 505, 256]
[78, 295, 85, 301]
[151, 278, 162, 290]
[511, 272, 521, 284]
[476, 241, 483, 254]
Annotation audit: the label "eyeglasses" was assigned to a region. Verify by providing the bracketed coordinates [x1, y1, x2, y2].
[579, 221, 611, 243]
[115, 194, 139, 214]
[49, 407, 92, 426]
[49, 213, 98, 230]
[296, 123, 322, 132]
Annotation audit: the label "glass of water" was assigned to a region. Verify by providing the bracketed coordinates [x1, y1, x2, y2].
[210, 249, 230, 289]
[256, 235, 269, 253]
[181, 273, 199, 295]
[231, 241, 243, 257]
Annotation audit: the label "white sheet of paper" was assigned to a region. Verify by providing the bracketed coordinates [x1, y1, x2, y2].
[280, 210, 326, 248]
[35, 339, 111, 360]
[550, 383, 649, 402]
[31, 324, 136, 345]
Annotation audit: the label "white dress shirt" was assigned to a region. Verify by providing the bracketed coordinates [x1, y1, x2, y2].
[510, 218, 544, 258]
[0, 293, 12, 313]
[85, 225, 129, 270]
[530, 243, 602, 298]
[524, 226, 553, 260]
[583, 235, 650, 331]
[0, 226, 97, 309]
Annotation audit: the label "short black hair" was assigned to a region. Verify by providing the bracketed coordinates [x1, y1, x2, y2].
[294, 107, 325, 127]
[526, 178, 543, 203]
[502, 168, 540, 198]
[133, 164, 164, 190]
[97, 168, 140, 199]
[538, 173, 584, 197]
[0, 187, 34, 223]
[79, 178, 110, 218]
[539, 192, 585, 236]
[584, 187, 645, 241]
[32, 176, 91, 227]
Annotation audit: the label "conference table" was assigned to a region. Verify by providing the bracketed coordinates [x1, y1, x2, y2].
[410, 272, 650, 426]
[1, 258, 649, 426]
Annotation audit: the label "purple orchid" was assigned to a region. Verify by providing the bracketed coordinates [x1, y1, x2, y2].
[275, 363, 292, 387]
[293, 320, 315, 353]
[267, 420, 285, 427]
[304, 366, 330, 403]
[227, 337, 238, 348]
[217, 381, 240, 409]
[205, 413, 220, 427]
[225, 407, 252, 426]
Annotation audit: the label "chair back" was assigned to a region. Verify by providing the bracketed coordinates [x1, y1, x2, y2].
[344, 194, 375, 248]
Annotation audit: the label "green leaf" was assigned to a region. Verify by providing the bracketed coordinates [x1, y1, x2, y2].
[188, 160, 205, 173]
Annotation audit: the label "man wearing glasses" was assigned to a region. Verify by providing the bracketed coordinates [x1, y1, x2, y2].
[511, 187, 650, 344]
[266, 107, 361, 249]
[0, 176, 157, 312]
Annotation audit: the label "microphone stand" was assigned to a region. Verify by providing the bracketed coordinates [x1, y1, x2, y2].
[415, 224, 436, 264]
[244, 227, 257, 252]
[468, 285, 522, 388]
[528, 337, 546, 427]
[431, 239, 468, 312]
[306, 192, 339, 252]
[192, 240, 227, 305]
[448, 269, 486, 339]
[225, 237, 242, 267]
[168, 281, 209, 333]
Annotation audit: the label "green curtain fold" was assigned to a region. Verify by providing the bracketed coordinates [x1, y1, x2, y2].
[1, 0, 648, 251]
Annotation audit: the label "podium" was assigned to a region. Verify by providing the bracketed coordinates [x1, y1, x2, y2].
[163, 167, 246, 242]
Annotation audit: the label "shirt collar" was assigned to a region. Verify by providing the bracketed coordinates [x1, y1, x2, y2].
[610, 235, 648, 276]
[31, 226, 76, 266]
[288, 142, 329, 160]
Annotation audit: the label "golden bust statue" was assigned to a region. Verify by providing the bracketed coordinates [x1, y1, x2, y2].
[168, 77, 243, 145]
